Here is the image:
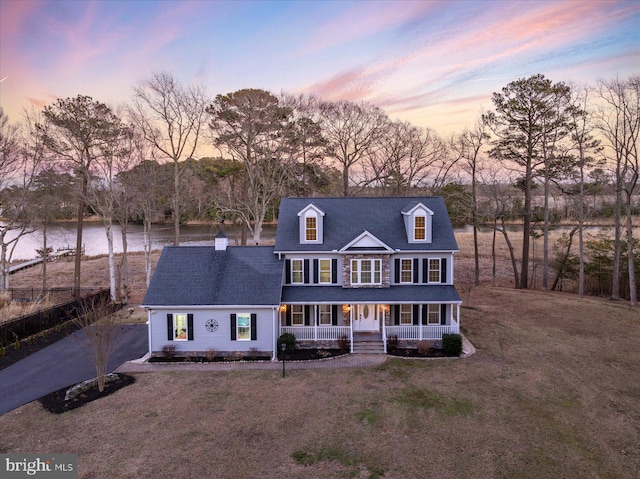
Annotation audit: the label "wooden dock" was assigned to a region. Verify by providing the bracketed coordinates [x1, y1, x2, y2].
[8, 248, 75, 275]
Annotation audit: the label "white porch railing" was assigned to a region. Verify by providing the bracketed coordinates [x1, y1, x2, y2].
[280, 326, 351, 341]
[386, 324, 457, 340]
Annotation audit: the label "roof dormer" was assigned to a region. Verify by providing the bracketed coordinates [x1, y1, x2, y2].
[402, 202, 434, 244]
[297, 203, 325, 244]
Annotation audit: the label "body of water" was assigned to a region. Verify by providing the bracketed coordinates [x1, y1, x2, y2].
[3, 222, 278, 262]
[3, 220, 620, 262]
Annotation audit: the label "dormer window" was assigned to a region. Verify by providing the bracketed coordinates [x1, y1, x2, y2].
[402, 202, 433, 244]
[305, 216, 317, 241]
[298, 204, 324, 244]
[414, 215, 426, 241]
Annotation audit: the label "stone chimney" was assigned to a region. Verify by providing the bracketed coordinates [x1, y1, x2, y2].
[215, 229, 228, 251]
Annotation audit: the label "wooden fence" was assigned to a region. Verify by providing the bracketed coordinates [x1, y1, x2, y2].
[0, 288, 115, 348]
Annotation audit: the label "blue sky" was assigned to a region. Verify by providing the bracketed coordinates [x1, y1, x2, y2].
[1, 0, 638, 135]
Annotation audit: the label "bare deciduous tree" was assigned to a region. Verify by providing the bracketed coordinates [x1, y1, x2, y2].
[130, 72, 209, 245]
[72, 296, 121, 392]
[319, 100, 388, 196]
[597, 76, 639, 306]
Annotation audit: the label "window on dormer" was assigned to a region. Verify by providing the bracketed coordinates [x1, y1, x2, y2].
[305, 216, 317, 241]
[414, 215, 426, 241]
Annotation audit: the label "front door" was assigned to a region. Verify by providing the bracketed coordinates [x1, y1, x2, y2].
[353, 304, 379, 332]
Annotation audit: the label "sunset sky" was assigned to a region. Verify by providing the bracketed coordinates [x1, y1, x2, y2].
[1, 0, 638, 137]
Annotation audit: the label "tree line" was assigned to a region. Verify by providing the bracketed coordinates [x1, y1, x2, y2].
[0, 73, 637, 305]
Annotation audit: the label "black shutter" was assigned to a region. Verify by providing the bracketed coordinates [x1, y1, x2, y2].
[285, 306, 291, 326]
[332, 259, 338, 283]
[304, 305, 311, 326]
[441, 258, 447, 283]
[285, 260, 291, 285]
[412, 304, 419, 325]
[332, 305, 338, 325]
[313, 259, 319, 284]
[187, 314, 194, 340]
[413, 259, 419, 283]
[423, 259, 428, 283]
[394, 259, 400, 283]
[421, 305, 428, 325]
[393, 305, 400, 325]
[303, 259, 310, 284]
[250, 313, 257, 340]
[167, 314, 173, 341]
[440, 304, 447, 325]
[230, 313, 237, 340]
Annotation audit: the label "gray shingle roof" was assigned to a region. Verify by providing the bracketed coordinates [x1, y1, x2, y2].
[142, 246, 283, 306]
[281, 285, 461, 304]
[274, 196, 458, 252]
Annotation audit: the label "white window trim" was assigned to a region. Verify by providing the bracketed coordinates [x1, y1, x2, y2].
[400, 305, 413, 325]
[414, 215, 427, 241]
[400, 259, 413, 284]
[292, 305, 305, 326]
[291, 259, 304, 284]
[351, 259, 382, 285]
[428, 258, 441, 284]
[318, 258, 332, 284]
[173, 313, 188, 341]
[305, 215, 317, 242]
[427, 304, 440, 325]
[319, 304, 332, 325]
[236, 312, 251, 341]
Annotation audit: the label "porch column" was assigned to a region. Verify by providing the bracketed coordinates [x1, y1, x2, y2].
[456, 303, 461, 333]
[349, 305, 354, 353]
[419, 304, 423, 340]
[314, 304, 318, 341]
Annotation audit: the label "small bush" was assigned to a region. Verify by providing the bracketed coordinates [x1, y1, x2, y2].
[161, 344, 177, 359]
[249, 347, 259, 360]
[227, 351, 242, 361]
[277, 333, 296, 355]
[387, 334, 399, 353]
[205, 348, 219, 362]
[417, 340, 431, 356]
[338, 335, 350, 352]
[442, 333, 463, 356]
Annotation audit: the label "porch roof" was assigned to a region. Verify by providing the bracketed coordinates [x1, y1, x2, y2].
[281, 285, 461, 304]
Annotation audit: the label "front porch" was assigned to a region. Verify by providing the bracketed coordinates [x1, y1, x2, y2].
[280, 302, 461, 353]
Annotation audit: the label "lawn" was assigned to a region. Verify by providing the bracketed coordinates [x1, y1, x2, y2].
[1, 285, 638, 479]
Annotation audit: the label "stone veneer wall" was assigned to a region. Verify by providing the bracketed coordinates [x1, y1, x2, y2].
[342, 254, 391, 288]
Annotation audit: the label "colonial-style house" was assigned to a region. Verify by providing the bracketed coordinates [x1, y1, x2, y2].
[142, 197, 462, 360]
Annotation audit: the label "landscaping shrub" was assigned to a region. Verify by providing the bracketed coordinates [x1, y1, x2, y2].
[387, 334, 399, 353]
[338, 334, 350, 352]
[277, 333, 296, 355]
[442, 333, 463, 356]
[205, 348, 219, 362]
[161, 344, 177, 359]
[417, 340, 431, 356]
[249, 347, 259, 360]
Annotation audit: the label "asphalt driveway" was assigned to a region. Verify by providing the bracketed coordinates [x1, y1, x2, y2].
[0, 323, 148, 415]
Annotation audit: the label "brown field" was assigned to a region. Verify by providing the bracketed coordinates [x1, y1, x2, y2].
[2, 282, 640, 477]
[1, 231, 639, 478]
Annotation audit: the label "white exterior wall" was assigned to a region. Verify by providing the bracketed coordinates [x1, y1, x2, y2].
[148, 306, 277, 355]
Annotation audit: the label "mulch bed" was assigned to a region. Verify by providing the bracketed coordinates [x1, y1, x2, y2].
[388, 348, 453, 358]
[148, 349, 349, 363]
[38, 374, 136, 414]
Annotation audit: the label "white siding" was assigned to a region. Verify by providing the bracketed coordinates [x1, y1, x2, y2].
[149, 307, 277, 355]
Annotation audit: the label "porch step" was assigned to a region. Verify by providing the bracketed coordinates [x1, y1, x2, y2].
[352, 340, 385, 354]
